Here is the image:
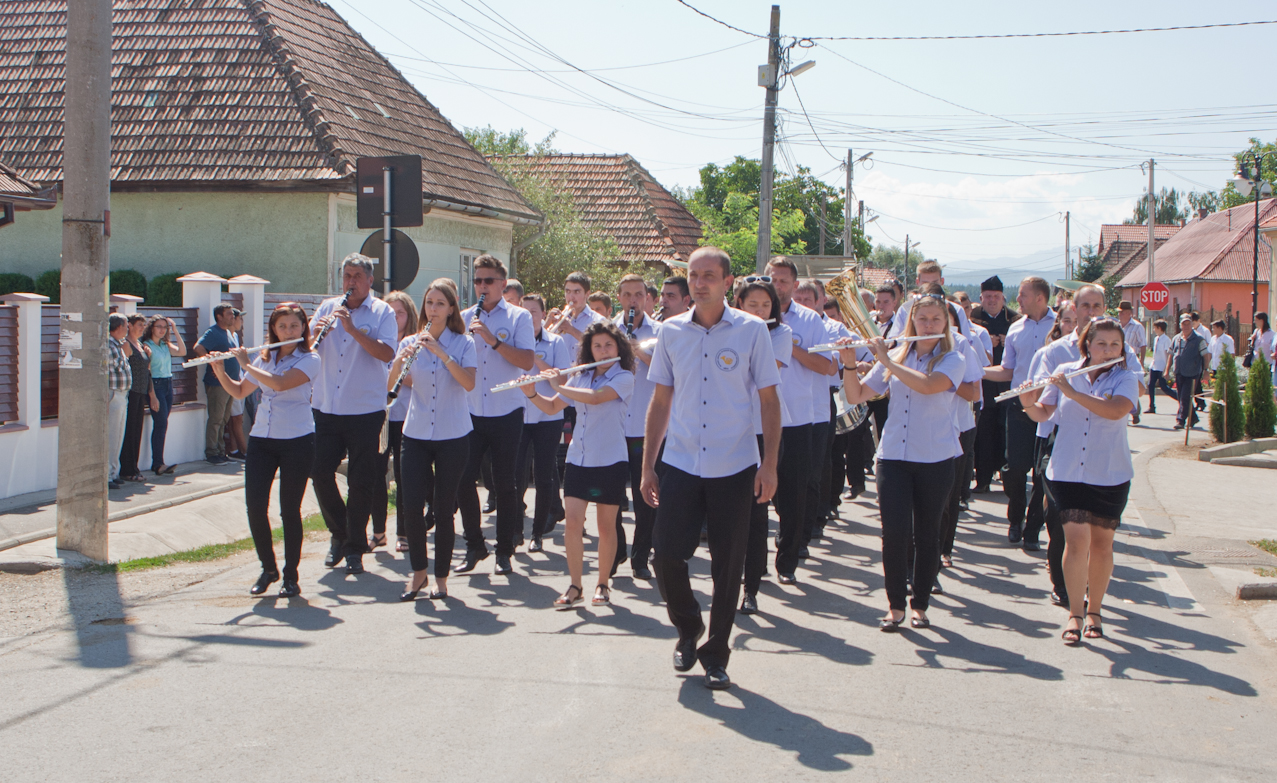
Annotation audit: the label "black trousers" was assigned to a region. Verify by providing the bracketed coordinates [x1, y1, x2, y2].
[312, 409, 385, 557]
[744, 434, 778, 596]
[774, 424, 811, 575]
[371, 420, 404, 537]
[1175, 372, 1201, 426]
[614, 436, 656, 569]
[653, 464, 755, 670]
[118, 390, 148, 478]
[879, 458, 955, 612]
[1146, 369, 1176, 411]
[1003, 402, 1038, 528]
[828, 429, 851, 504]
[517, 419, 563, 538]
[459, 409, 524, 557]
[1037, 434, 1067, 599]
[939, 427, 977, 557]
[975, 380, 1009, 486]
[818, 390, 837, 515]
[245, 434, 314, 581]
[806, 416, 833, 542]
[842, 418, 873, 494]
[401, 435, 469, 576]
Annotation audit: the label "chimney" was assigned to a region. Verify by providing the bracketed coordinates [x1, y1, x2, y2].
[1198, 208, 1209, 220]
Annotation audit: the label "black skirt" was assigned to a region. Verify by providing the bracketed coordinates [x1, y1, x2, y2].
[562, 461, 629, 506]
[1049, 480, 1130, 523]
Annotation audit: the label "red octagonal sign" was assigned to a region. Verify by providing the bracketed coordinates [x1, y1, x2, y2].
[1140, 282, 1170, 311]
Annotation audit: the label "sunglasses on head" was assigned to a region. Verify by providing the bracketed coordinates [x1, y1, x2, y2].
[743, 275, 772, 284]
[474, 277, 501, 286]
[274, 302, 302, 310]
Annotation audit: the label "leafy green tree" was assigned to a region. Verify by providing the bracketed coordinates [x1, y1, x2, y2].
[0, 273, 35, 296]
[1210, 352, 1245, 443]
[1221, 138, 1277, 211]
[463, 125, 557, 157]
[1125, 187, 1190, 226]
[1244, 355, 1276, 438]
[693, 191, 807, 277]
[34, 270, 59, 303]
[1076, 242, 1105, 282]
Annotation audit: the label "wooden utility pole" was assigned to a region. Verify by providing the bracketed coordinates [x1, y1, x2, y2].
[56, 0, 113, 560]
[754, 5, 781, 274]
[818, 197, 826, 255]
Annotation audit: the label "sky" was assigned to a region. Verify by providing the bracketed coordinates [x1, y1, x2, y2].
[330, 0, 1277, 278]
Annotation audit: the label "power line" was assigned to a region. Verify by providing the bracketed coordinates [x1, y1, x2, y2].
[871, 210, 1061, 232]
[670, 3, 1277, 41]
[381, 40, 753, 73]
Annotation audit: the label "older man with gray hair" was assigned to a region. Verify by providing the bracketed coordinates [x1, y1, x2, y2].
[309, 254, 399, 575]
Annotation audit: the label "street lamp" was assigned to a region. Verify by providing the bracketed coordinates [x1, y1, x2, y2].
[1233, 154, 1276, 319]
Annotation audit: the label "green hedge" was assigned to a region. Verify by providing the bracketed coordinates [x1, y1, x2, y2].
[108, 268, 147, 300]
[1210, 352, 1245, 443]
[34, 270, 60, 303]
[0, 272, 36, 296]
[1245, 355, 1276, 439]
[146, 272, 184, 307]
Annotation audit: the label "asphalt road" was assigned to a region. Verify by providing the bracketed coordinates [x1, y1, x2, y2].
[2, 414, 1275, 781]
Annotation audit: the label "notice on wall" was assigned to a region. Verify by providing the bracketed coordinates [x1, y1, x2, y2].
[59, 329, 82, 351]
[60, 312, 82, 322]
[58, 352, 82, 370]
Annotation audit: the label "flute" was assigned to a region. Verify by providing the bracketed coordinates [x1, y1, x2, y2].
[181, 338, 304, 368]
[491, 357, 619, 393]
[312, 289, 352, 347]
[993, 357, 1124, 403]
[808, 334, 935, 354]
[387, 321, 432, 402]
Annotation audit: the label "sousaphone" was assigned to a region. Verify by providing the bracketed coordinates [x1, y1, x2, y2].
[825, 267, 876, 432]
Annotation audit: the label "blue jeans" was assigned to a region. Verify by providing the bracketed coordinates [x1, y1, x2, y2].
[150, 376, 173, 470]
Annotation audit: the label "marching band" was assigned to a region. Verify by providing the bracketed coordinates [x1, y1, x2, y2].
[202, 249, 1151, 690]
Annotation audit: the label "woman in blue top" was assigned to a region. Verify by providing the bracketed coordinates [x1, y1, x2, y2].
[522, 321, 635, 609]
[210, 304, 320, 598]
[392, 280, 477, 602]
[839, 294, 965, 631]
[371, 290, 418, 553]
[141, 315, 186, 475]
[1022, 318, 1137, 644]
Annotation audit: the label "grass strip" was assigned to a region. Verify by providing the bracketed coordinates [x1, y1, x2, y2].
[1252, 539, 1277, 558]
[88, 514, 329, 574]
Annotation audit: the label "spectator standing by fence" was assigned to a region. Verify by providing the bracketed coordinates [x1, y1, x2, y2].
[107, 313, 132, 490]
[1169, 314, 1208, 430]
[193, 304, 240, 465]
[117, 314, 152, 483]
[142, 315, 185, 475]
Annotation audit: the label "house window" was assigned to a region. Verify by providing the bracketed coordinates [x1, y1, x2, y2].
[459, 251, 478, 307]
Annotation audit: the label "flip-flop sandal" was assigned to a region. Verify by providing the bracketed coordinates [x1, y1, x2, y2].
[1062, 615, 1084, 645]
[368, 533, 388, 550]
[395, 537, 410, 552]
[1083, 613, 1103, 639]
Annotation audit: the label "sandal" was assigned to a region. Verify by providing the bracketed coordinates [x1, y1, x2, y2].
[1062, 615, 1083, 645]
[1083, 612, 1103, 639]
[395, 536, 410, 552]
[368, 533, 387, 550]
[554, 584, 584, 611]
[592, 585, 611, 606]
[940, 554, 953, 569]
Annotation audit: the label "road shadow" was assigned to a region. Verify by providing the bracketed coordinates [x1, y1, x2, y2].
[547, 601, 676, 639]
[732, 606, 874, 667]
[224, 597, 343, 631]
[62, 567, 131, 669]
[905, 625, 1065, 680]
[677, 679, 873, 770]
[411, 596, 515, 637]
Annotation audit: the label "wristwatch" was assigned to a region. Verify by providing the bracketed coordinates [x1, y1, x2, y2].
[492, 338, 503, 351]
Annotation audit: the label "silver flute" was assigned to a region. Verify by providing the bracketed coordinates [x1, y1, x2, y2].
[993, 357, 1124, 403]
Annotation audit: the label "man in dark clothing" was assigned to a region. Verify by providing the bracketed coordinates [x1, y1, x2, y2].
[967, 275, 1020, 493]
[1169, 313, 1209, 430]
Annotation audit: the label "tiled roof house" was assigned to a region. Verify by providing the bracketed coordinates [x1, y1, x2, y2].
[491, 154, 701, 270]
[1097, 223, 1181, 281]
[0, 160, 55, 229]
[1116, 200, 1274, 317]
[0, 0, 538, 296]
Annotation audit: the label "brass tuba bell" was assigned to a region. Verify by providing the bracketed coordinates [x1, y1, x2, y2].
[825, 267, 881, 341]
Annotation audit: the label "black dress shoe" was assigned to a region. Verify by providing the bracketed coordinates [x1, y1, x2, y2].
[400, 574, 429, 602]
[250, 570, 279, 595]
[931, 575, 944, 595]
[703, 666, 731, 690]
[973, 483, 990, 494]
[1008, 522, 1023, 544]
[798, 546, 810, 560]
[1050, 591, 1068, 607]
[324, 538, 344, 569]
[483, 497, 497, 513]
[493, 554, 513, 575]
[777, 572, 797, 585]
[1022, 539, 1041, 552]
[455, 549, 489, 573]
[632, 563, 653, 580]
[278, 580, 300, 598]
[345, 554, 364, 575]
[528, 536, 543, 553]
[673, 624, 705, 672]
[740, 593, 758, 615]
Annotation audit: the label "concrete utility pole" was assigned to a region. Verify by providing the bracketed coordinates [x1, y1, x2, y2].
[755, 5, 780, 274]
[1147, 159, 1156, 301]
[1064, 211, 1070, 280]
[843, 149, 853, 259]
[56, 0, 113, 561]
[818, 197, 826, 255]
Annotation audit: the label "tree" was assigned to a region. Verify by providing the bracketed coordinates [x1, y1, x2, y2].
[1244, 355, 1276, 439]
[467, 126, 650, 309]
[1125, 187, 1190, 226]
[109, 269, 147, 300]
[1221, 138, 1277, 211]
[1210, 352, 1245, 443]
[1075, 242, 1105, 283]
[34, 270, 60, 304]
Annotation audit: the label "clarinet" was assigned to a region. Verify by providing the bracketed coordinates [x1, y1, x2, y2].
[470, 293, 487, 334]
[312, 289, 352, 348]
[625, 307, 636, 337]
[387, 321, 432, 403]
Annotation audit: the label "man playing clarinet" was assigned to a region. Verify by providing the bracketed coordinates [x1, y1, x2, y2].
[642, 246, 781, 691]
[310, 254, 399, 575]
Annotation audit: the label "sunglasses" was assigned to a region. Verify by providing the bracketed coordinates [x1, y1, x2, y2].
[474, 277, 502, 286]
[274, 302, 302, 310]
[743, 275, 772, 284]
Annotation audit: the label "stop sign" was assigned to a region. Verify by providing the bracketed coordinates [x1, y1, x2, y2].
[1140, 282, 1170, 311]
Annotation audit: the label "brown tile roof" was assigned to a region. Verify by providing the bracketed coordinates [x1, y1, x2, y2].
[1097, 223, 1180, 279]
[0, 0, 535, 220]
[1117, 200, 1276, 287]
[491, 154, 701, 266]
[0, 159, 55, 208]
[859, 267, 897, 289]
[0, 161, 39, 197]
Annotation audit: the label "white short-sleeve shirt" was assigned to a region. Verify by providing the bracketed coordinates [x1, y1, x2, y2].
[1041, 359, 1138, 485]
[1122, 319, 1148, 351]
[1000, 310, 1057, 389]
[616, 313, 660, 438]
[463, 298, 536, 418]
[647, 307, 781, 478]
[559, 307, 607, 363]
[863, 345, 966, 463]
[401, 330, 478, 441]
[776, 300, 827, 425]
[525, 329, 572, 425]
[1208, 333, 1235, 371]
[248, 350, 322, 440]
[563, 362, 634, 467]
[953, 330, 986, 433]
[754, 323, 794, 434]
[309, 294, 399, 415]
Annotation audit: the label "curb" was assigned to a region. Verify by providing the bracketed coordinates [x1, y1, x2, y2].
[1237, 583, 1277, 600]
[0, 479, 245, 554]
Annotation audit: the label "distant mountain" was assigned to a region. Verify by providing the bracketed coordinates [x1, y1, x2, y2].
[941, 257, 1066, 288]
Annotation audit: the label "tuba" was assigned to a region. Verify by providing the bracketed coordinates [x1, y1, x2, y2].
[825, 266, 883, 417]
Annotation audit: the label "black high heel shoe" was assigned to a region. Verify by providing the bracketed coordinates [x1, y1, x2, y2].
[251, 570, 279, 595]
[400, 573, 429, 602]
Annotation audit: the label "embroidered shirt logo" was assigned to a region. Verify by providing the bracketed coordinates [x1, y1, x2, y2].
[716, 349, 739, 371]
[496, 328, 511, 342]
